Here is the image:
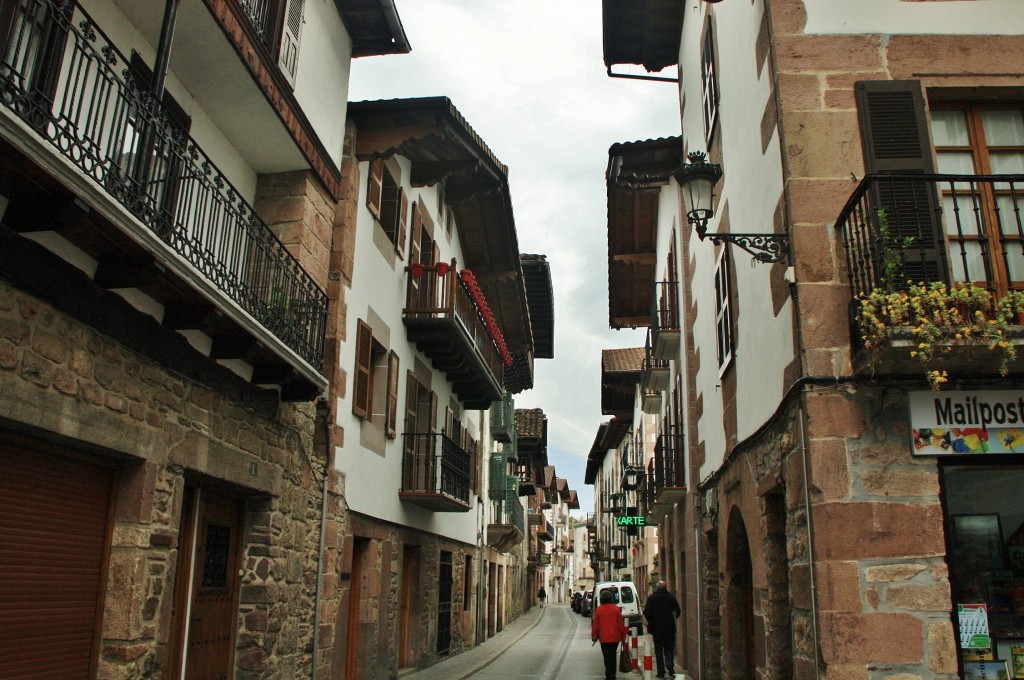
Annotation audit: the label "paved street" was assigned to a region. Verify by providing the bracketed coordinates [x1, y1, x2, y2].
[469, 604, 609, 679]
[404, 604, 640, 680]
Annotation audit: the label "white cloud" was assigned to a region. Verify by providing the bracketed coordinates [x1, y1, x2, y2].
[350, 0, 678, 514]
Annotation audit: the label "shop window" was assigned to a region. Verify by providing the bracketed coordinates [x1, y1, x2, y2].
[942, 464, 1024, 673]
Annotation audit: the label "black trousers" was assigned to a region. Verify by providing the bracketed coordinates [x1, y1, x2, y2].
[600, 641, 619, 680]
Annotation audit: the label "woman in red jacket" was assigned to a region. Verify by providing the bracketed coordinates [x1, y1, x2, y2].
[591, 589, 628, 680]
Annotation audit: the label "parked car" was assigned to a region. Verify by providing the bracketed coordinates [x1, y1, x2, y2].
[594, 581, 643, 633]
[581, 589, 594, 617]
[571, 590, 584, 612]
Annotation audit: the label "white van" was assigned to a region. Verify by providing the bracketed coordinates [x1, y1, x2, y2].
[594, 581, 643, 633]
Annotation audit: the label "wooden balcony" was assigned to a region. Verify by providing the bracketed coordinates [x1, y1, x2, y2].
[487, 490, 525, 553]
[489, 392, 516, 443]
[0, 0, 326, 402]
[403, 263, 505, 409]
[837, 173, 1024, 379]
[399, 432, 472, 512]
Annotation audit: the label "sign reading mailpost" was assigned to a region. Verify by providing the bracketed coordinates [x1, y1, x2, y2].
[909, 389, 1024, 455]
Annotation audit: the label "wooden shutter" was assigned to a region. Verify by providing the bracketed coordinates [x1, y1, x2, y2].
[386, 350, 399, 438]
[0, 439, 113, 678]
[855, 79, 948, 285]
[367, 158, 384, 221]
[353, 320, 372, 418]
[430, 391, 438, 432]
[278, 0, 305, 86]
[396, 188, 409, 259]
[410, 203, 423, 265]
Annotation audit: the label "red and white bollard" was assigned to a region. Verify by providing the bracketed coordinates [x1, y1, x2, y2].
[630, 627, 639, 670]
[642, 635, 654, 680]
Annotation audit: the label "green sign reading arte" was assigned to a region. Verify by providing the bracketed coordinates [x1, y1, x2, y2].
[615, 515, 645, 527]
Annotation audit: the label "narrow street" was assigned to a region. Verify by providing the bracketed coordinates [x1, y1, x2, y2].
[465, 604, 622, 680]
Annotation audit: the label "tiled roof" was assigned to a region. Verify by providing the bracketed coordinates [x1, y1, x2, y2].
[602, 348, 644, 373]
[515, 408, 546, 438]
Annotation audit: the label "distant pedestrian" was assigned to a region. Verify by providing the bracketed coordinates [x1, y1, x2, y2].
[642, 580, 681, 678]
[538, 586, 547, 607]
[591, 589, 628, 680]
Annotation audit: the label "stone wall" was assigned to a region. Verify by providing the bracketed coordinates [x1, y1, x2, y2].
[0, 279, 324, 679]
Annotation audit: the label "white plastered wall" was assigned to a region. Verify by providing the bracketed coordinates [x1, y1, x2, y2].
[334, 154, 479, 545]
[678, 0, 794, 483]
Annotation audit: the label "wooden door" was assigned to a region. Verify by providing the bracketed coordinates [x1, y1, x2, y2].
[398, 545, 420, 668]
[170, 487, 242, 680]
[346, 539, 368, 680]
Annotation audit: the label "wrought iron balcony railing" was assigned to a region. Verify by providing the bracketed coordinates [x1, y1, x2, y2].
[404, 263, 505, 408]
[644, 426, 685, 520]
[651, 280, 681, 359]
[651, 280, 680, 332]
[642, 328, 670, 392]
[400, 431, 472, 512]
[837, 173, 1024, 300]
[0, 0, 326, 370]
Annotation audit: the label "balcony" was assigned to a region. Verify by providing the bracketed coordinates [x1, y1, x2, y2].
[487, 489, 525, 553]
[538, 519, 554, 541]
[643, 328, 670, 392]
[517, 462, 537, 496]
[400, 431, 472, 512]
[646, 428, 685, 522]
[403, 263, 506, 409]
[651, 280, 681, 359]
[490, 392, 516, 444]
[838, 173, 1024, 376]
[0, 0, 326, 400]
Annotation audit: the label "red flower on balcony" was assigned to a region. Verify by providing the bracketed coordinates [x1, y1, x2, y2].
[459, 269, 514, 366]
[435, 262, 450, 277]
[409, 262, 425, 278]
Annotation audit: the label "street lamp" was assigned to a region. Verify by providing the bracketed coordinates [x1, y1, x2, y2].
[674, 151, 789, 264]
[620, 465, 643, 491]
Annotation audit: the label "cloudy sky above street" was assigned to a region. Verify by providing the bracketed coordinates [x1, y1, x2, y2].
[349, 0, 681, 512]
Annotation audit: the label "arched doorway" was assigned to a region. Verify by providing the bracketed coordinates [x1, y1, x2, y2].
[724, 506, 755, 680]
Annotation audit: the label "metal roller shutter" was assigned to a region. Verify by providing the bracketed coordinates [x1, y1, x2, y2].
[0, 439, 114, 679]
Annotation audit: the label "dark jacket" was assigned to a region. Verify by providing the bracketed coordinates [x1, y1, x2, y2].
[591, 602, 628, 643]
[642, 588, 681, 639]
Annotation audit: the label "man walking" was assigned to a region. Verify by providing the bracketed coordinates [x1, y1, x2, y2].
[642, 580, 681, 678]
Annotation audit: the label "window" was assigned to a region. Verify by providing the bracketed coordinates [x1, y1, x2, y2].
[714, 249, 734, 372]
[238, 0, 305, 85]
[352, 320, 399, 437]
[701, 22, 720, 145]
[367, 158, 408, 258]
[931, 103, 1024, 291]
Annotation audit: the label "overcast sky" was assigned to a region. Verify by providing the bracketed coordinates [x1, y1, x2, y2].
[349, 0, 681, 514]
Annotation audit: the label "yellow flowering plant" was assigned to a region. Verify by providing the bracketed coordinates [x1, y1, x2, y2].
[856, 281, 1024, 389]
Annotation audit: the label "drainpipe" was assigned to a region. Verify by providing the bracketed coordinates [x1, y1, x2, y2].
[311, 398, 331, 680]
[606, 66, 679, 84]
[798, 411, 822, 680]
[151, 0, 180, 97]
